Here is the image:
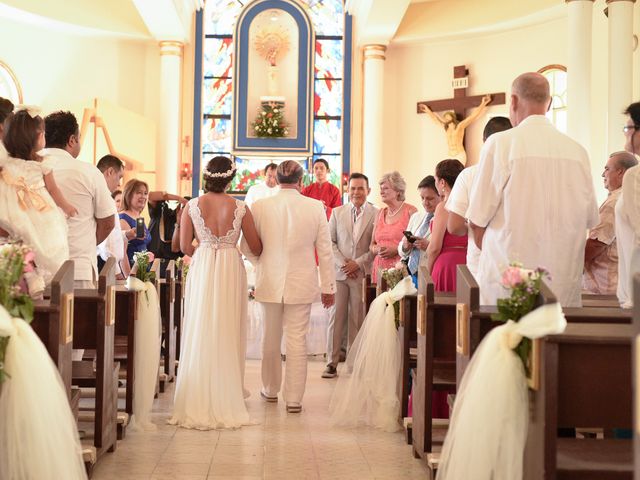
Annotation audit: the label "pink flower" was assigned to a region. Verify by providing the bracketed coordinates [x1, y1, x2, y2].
[146, 252, 155, 263]
[501, 266, 525, 288]
[183, 255, 192, 266]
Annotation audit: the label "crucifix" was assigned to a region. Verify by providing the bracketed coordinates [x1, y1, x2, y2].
[417, 65, 506, 165]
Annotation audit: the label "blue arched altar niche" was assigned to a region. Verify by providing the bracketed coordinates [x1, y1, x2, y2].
[232, 0, 314, 156]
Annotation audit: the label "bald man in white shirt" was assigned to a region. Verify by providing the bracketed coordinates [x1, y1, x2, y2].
[467, 73, 598, 307]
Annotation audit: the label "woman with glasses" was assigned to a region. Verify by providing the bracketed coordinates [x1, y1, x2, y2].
[616, 102, 640, 307]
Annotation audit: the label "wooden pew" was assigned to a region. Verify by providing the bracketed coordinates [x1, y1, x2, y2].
[412, 265, 457, 460]
[174, 265, 185, 366]
[398, 293, 417, 421]
[523, 322, 633, 479]
[72, 258, 119, 456]
[32, 260, 78, 416]
[361, 274, 377, 317]
[159, 260, 176, 384]
[455, 265, 632, 384]
[114, 284, 137, 416]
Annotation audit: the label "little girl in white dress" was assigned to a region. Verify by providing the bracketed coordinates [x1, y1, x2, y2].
[0, 108, 77, 282]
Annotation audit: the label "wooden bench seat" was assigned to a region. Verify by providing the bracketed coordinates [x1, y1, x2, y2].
[72, 258, 119, 457]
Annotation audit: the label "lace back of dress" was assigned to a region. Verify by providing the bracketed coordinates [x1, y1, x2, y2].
[188, 198, 245, 246]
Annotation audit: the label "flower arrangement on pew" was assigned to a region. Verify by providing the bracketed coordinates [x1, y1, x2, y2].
[381, 262, 410, 328]
[175, 255, 191, 282]
[133, 250, 156, 283]
[0, 240, 38, 383]
[492, 262, 550, 372]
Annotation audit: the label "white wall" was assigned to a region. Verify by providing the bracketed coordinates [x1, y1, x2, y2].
[0, 15, 160, 172]
[381, 17, 568, 208]
[377, 0, 639, 208]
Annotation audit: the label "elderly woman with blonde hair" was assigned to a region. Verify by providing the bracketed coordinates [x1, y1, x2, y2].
[369, 171, 417, 282]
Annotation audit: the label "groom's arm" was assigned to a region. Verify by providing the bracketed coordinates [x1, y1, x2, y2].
[315, 205, 336, 296]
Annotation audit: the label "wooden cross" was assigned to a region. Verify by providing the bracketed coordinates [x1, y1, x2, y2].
[417, 65, 506, 150]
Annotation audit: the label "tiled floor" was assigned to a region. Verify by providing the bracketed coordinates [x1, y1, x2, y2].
[92, 359, 429, 479]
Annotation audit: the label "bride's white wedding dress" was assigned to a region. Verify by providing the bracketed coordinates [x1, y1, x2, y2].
[169, 198, 253, 430]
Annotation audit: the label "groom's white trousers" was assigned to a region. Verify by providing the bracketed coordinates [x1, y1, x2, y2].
[261, 302, 312, 403]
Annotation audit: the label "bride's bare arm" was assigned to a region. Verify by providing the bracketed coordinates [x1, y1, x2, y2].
[180, 207, 196, 256]
[241, 208, 262, 256]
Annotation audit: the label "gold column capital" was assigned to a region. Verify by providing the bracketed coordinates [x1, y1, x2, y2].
[605, 0, 636, 4]
[159, 40, 184, 57]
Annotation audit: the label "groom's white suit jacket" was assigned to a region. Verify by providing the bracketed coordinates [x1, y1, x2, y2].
[242, 188, 336, 304]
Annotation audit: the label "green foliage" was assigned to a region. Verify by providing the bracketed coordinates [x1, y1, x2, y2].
[0, 241, 36, 383]
[491, 263, 549, 375]
[381, 264, 409, 329]
[252, 104, 289, 138]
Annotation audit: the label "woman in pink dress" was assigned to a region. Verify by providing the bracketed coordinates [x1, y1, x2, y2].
[370, 172, 417, 283]
[427, 159, 467, 292]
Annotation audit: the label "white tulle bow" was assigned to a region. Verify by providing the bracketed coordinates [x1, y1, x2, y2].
[437, 302, 566, 480]
[124, 276, 161, 431]
[0, 305, 87, 479]
[329, 275, 417, 432]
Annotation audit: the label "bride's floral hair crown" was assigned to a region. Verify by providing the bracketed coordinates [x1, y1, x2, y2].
[203, 157, 236, 179]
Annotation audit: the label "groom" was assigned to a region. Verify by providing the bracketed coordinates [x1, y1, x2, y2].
[243, 160, 336, 413]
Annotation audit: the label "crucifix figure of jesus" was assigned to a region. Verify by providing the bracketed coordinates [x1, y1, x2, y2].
[417, 65, 506, 165]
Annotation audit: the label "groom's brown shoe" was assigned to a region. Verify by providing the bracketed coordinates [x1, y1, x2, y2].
[260, 389, 278, 403]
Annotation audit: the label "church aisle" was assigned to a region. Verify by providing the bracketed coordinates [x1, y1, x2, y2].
[92, 359, 429, 479]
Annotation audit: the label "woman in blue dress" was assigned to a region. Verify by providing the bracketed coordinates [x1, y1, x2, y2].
[119, 179, 152, 265]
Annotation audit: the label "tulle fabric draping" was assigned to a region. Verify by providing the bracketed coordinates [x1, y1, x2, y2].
[0, 306, 87, 480]
[329, 276, 417, 432]
[169, 244, 255, 430]
[436, 302, 567, 480]
[125, 276, 161, 431]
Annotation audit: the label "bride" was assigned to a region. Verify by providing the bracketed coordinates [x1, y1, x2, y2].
[169, 156, 262, 430]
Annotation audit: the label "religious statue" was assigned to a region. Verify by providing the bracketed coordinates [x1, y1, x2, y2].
[254, 25, 290, 97]
[419, 94, 492, 164]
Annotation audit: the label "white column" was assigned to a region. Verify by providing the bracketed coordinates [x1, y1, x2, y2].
[158, 40, 183, 193]
[607, 0, 636, 153]
[566, 0, 594, 151]
[362, 44, 386, 202]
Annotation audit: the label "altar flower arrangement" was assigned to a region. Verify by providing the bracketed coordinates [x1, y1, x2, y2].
[492, 262, 550, 372]
[133, 250, 156, 284]
[0, 240, 37, 383]
[381, 262, 410, 328]
[252, 104, 289, 138]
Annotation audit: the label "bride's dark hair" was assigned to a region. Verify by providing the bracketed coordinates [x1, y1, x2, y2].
[203, 156, 236, 193]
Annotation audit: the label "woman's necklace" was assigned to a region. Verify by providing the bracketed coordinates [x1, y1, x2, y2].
[387, 202, 404, 218]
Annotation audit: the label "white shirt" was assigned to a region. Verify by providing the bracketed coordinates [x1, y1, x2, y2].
[244, 182, 279, 207]
[616, 165, 640, 307]
[467, 115, 599, 307]
[351, 201, 367, 243]
[445, 165, 480, 279]
[97, 212, 125, 265]
[42, 148, 117, 281]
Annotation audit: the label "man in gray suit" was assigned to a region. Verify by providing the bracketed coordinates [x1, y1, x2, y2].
[322, 173, 379, 378]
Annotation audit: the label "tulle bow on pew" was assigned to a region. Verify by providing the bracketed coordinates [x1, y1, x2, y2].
[125, 276, 161, 431]
[329, 276, 417, 432]
[437, 302, 567, 480]
[0, 305, 87, 480]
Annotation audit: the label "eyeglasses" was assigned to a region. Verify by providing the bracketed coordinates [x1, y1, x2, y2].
[623, 125, 640, 133]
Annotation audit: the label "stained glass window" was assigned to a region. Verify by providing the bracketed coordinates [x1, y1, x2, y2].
[200, 0, 348, 193]
[540, 65, 567, 134]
